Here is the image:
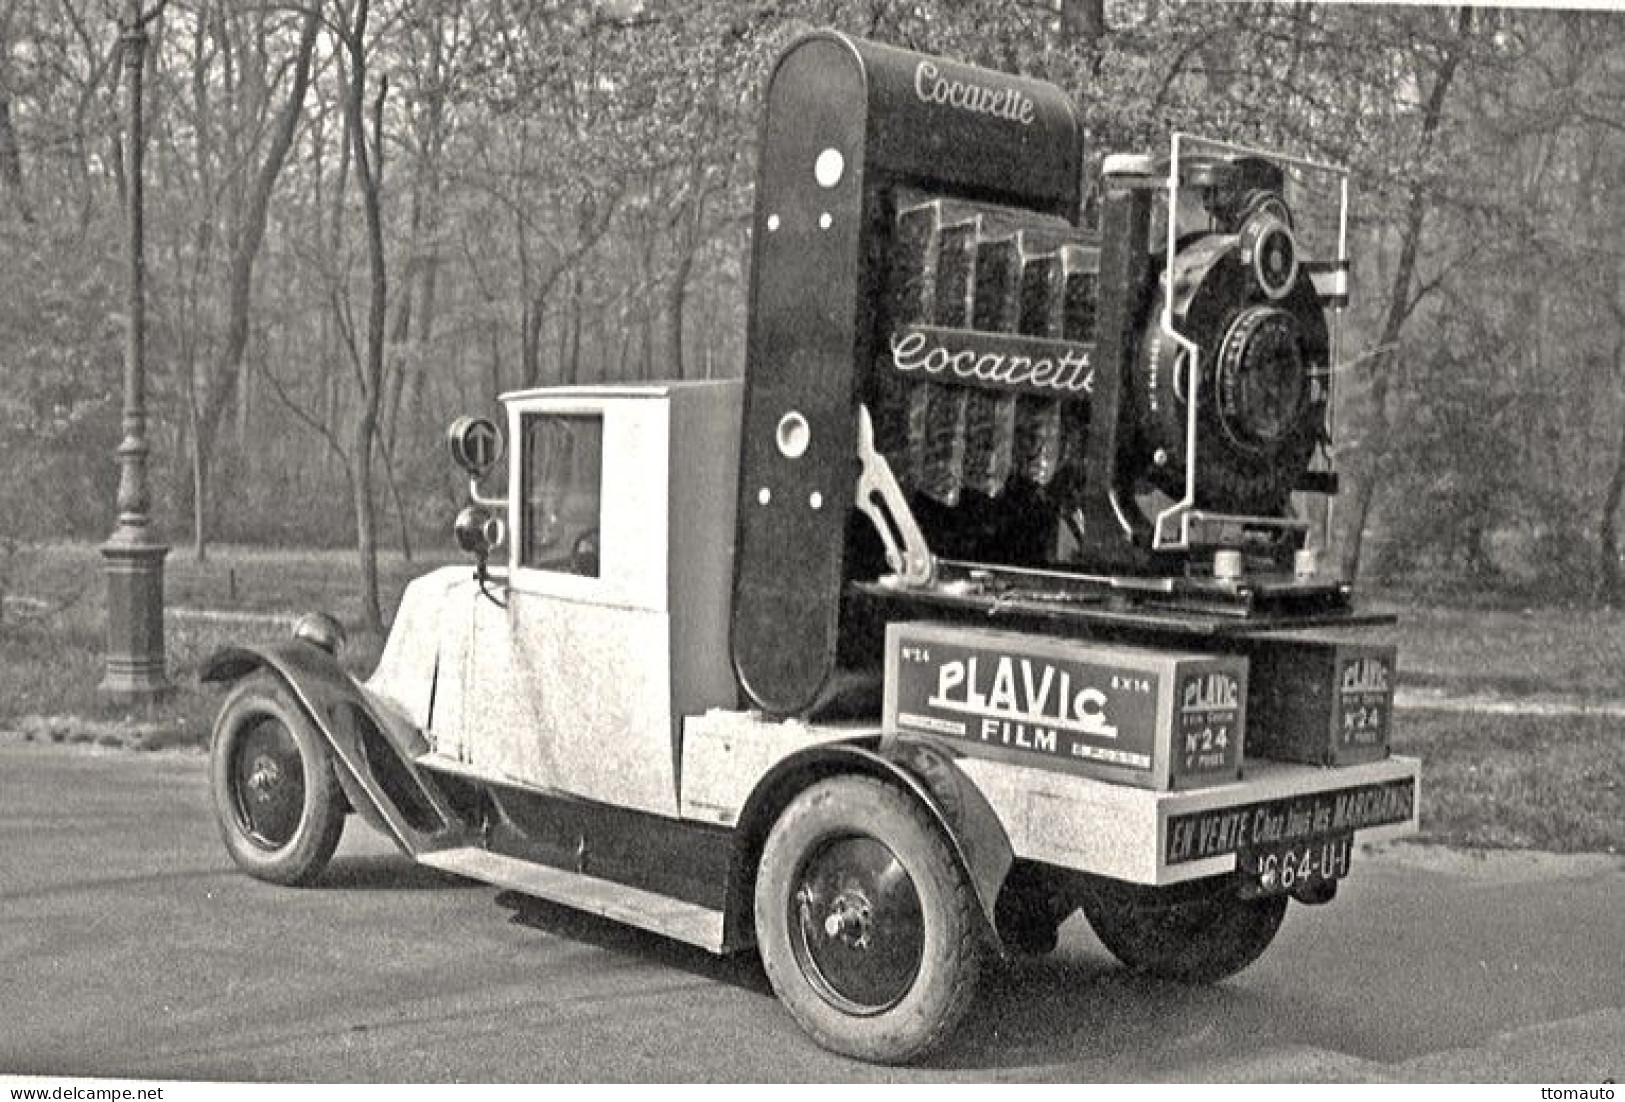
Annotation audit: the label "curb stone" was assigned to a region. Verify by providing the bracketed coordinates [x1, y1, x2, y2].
[1, 713, 201, 751]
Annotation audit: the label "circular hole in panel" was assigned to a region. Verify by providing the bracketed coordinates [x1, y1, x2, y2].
[809, 491, 824, 510]
[814, 148, 845, 188]
[776, 411, 811, 459]
[818, 212, 833, 230]
[766, 214, 780, 232]
[757, 486, 772, 505]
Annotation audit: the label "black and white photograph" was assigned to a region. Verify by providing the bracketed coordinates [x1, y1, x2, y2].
[0, 0, 1621, 1086]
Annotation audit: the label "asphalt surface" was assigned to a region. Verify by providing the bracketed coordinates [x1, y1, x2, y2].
[2, 740, 1621, 1083]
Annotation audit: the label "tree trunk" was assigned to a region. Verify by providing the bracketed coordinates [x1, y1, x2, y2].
[394, 12, 446, 443]
[382, 258, 414, 451]
[665, 249, 693, 381]
[348, 421, 381, 629]
[1597, 336, 1625, 605]
[344, 0, 387, 632]
[0, 90, 30, 224]
[191, 406, 207, 559]
[1061, 0, 1106, 41]
[639, 206, 658, 381]
[488, 329, 503, 401]
[0, 13, 30, 225]
[190, 9, 320, 561]
[522, 297, 544, 387]
[565, 267, 583, 385]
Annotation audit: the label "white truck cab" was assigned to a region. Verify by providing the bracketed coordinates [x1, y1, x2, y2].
[375, 381, 743, 818]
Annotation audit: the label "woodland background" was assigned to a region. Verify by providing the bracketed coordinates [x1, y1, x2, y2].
[4, 0, 1625, 630]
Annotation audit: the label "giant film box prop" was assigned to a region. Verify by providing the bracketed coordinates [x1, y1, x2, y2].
[1240, 637, 1395, 766]
[883, 622, 1248, 790]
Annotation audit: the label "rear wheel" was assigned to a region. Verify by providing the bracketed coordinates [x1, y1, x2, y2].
[994, 863, 1077, 956]
[754, 776, 985, 1064]
[210, 671, 345, 886]
[1081, 878, 1287, 984]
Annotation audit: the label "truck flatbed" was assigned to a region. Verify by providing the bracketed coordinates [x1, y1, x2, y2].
[851, 560, 1396, 637]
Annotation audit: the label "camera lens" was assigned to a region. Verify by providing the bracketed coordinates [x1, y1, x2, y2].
[1240, 208, 1298, 301]
[1261, 232, 1293, 283]
[1216, 305, 1306, 453]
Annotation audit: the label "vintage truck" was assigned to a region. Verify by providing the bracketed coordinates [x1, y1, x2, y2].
[203, 31, 1419, 1064]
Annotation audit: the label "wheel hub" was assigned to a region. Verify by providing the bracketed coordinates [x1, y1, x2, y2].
[789, 835, 924, 1016]
[247, 755, 284, 798]
[231, 717, 306, 850]
[820, 892, 874, 949]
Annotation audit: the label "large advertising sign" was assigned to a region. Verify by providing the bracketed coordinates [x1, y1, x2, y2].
[883, 622, 1247, 790]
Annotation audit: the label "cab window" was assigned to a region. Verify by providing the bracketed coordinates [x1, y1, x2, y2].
[520, 413, 602, 577]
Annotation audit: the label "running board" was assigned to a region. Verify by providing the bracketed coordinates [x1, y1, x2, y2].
[417, 847, 726, 953]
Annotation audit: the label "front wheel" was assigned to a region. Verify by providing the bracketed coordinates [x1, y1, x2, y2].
[1081, 878, 1287, 984]
[754, 776, 985, 1064]
[210, 671, 345, 886]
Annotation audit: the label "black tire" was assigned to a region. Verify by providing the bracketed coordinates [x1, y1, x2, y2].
[1081, 879, 1287, 984]
[754, 776, 985, 1064]
[994, 863, 1075, 956]
[210, 671, 345, 886]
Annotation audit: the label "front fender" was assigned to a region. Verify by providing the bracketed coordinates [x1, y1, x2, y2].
[729, 736, 1014, 950]
[199, 644, 279, 687]
[203, 641, 469, 856]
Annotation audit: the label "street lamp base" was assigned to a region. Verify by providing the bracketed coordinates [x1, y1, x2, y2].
[100, 536, 172, 698]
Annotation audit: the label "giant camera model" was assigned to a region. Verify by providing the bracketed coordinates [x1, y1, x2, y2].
[731, 34, 1357, 716]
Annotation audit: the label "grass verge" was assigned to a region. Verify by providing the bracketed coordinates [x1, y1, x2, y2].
[1392, 711, 1624, 853]
[1, 541, 453, 748]
[1341, 602, 1625, 698]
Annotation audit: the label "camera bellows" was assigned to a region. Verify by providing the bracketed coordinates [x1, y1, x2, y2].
[874, 193, 1100, 511]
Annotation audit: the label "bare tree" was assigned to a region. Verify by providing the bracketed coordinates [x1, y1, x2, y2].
[185, 4, 319, 560]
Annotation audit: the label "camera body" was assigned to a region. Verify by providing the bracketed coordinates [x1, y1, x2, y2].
[732, 32, 1355, 714]
[868, 151, 1339, 576]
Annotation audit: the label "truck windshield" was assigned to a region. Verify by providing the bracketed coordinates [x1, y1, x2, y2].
[520, 413, 603, 577]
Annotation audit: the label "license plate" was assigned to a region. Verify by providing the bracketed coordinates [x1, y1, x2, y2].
[1240, 833, 1353, 896]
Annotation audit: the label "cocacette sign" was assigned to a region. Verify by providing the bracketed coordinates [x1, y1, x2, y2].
[912, 60, 1037, 125]
[887, 325, 1096, 399]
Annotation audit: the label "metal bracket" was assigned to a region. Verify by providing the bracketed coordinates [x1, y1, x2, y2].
[467, 477, 506, 512]
[1156, 507, 1312, 552]
[855, 405, 937, 587]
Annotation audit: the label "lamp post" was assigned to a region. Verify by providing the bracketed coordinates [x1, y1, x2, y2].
[100, 3, 169, 699]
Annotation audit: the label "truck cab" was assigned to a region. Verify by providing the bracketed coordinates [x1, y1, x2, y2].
[373, 381, 743, 818]
[203, 30, 1419, 1066]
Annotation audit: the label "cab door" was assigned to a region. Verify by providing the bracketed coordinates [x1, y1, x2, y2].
[464, 394, 680, 817]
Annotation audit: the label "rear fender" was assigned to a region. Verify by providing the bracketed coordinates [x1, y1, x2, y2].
[202, 643, 472, 856]
[727, 736, 1013, 951]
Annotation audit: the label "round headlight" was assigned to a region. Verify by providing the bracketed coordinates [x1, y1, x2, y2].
[292, 611, 346, 656]
[455, 505, 505, 556]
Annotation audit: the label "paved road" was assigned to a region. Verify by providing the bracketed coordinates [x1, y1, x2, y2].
[2, 741, 1621, 1083]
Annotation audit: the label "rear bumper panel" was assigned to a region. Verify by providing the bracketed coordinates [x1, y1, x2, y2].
[954, 753, 1420, 885]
